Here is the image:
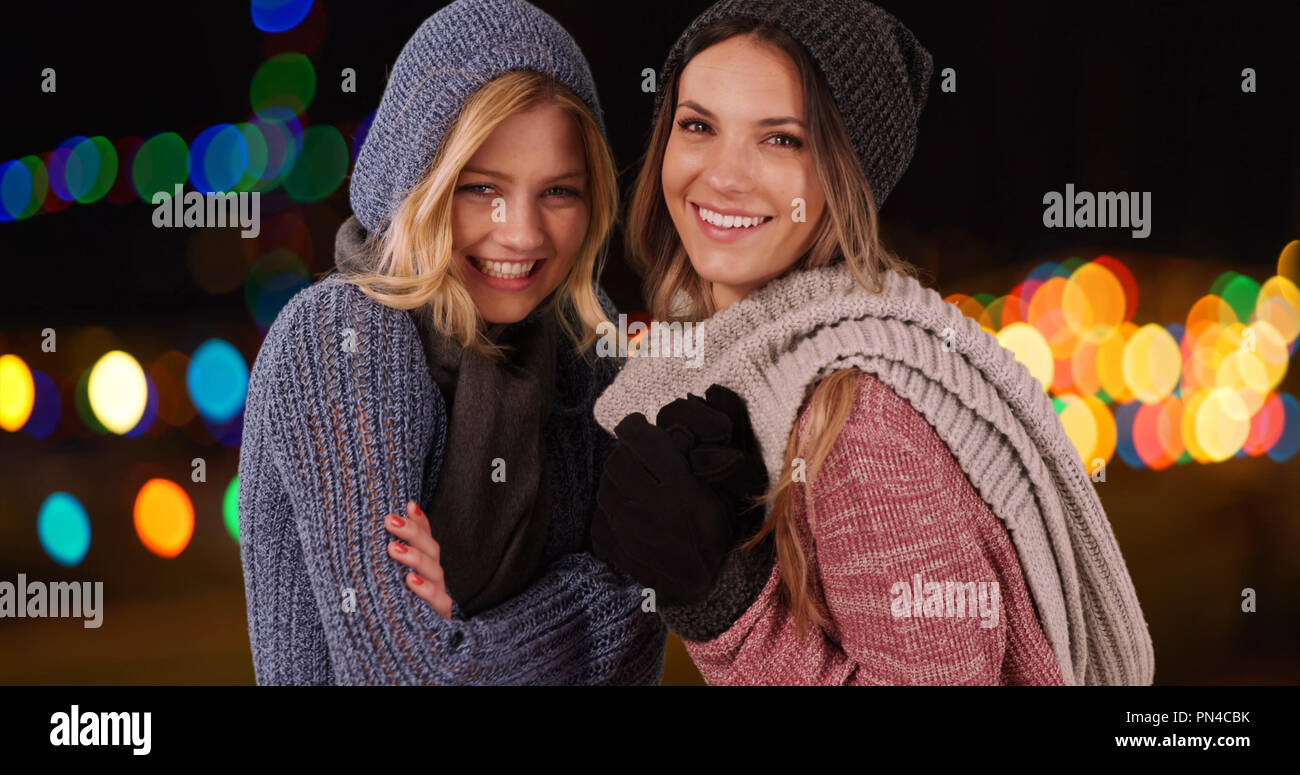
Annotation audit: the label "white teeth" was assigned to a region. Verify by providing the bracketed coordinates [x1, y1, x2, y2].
[473, 258, 537, 279]
[698, 206, 768, 229]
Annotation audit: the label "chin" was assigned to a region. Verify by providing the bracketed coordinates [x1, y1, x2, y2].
[479, 304, 533, 325]
[688, 249, 762, 288]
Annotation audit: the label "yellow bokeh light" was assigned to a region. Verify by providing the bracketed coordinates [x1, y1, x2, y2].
[1096, 321, 1136, 403]
[1063, 262, 1125, 344]
[1058, 394, 1098, 464]
[1193, 387, 1251, 462]
[88, 350, 148, 435]
[1253, 276, 1300, 344]
[1122, 324, 1182, 404]
[1279, 240, 1300, 285]
[0, 354, 36, 432]
[997, 322, 1054, 391]
[133, 478, 195, 558]
[1239, 319, 1289, 390]
[1215, 349, 1269, 417]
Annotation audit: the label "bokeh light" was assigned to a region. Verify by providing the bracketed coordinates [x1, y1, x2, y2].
[37, 492, 92, 567]
[189, 124, 250, 193]
[87, 350, 148, 435]
[947, 248, 1300, 467]
[133, 479, 195, 558]
[132, 132, 190, 203]
[282, 125, 347, 202]
[224, 476, 241, 542]
[186, 339, 249, 424]
[251, 0, 314, 33]
[0, 353, 36, 431]
[250, 52, 316, 117]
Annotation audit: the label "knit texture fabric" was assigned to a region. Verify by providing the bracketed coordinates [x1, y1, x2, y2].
[332, 214, 557, 618]
[238, 275, 666, 684]
[676, 371, 1067, 684]
[349, 0, 606, 233]
[655, 0, 933, 207]
[593, 262, 1156, 685]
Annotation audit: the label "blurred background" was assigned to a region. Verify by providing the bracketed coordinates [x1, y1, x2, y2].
[1, 0, 1297, 685]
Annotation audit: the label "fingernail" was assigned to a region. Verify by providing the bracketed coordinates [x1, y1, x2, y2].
[389, 515, 406, 528]
[390, 541, 407, 554]
[408, 573, 424, 586]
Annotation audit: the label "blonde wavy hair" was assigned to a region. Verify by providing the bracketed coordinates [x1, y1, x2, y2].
[337, 69, 619, 360]
[626, 21, 922, 639]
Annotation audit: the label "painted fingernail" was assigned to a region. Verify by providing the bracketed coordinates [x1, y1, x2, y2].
[390, 541, 407, 554]
[408, 573, 424, 586]
[389, 515, 406, 528]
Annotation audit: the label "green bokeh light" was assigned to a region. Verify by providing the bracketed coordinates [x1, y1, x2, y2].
[77, 136, 118, 204]
[17, 155, 48, 219]
[233, 123, 270, 192]
[283, 125, 347, 202]
[223, 475, 240, 542]
[132, 132, 190, 203]
[250, 53, 316, 117]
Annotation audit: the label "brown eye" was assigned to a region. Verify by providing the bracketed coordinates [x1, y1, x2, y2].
[766, 134, 804, 149]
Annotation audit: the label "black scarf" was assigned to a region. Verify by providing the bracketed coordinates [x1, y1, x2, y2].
[333, 216, 555, 616]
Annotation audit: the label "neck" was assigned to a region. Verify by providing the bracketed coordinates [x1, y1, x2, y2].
[710, 280, 759, 314]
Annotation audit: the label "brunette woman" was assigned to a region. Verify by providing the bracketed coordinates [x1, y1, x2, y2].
[591, 0, 1154, 685]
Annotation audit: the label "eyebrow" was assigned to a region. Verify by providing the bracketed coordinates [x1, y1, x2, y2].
[676, 100, 805, 129]
[461, 166, 586, 184]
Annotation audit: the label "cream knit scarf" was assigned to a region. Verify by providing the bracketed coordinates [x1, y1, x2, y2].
[593, 262, 1156, 685]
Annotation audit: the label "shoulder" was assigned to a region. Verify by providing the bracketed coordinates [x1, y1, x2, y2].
[796, 369, 941, 460]
[264, 273, 423, 350]
[250, 274, 440, 418]
[255, 274, 428, 374]
[798, 369, 972, 532]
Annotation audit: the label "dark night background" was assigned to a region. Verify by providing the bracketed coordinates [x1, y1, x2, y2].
[1, 0, 1297, 684]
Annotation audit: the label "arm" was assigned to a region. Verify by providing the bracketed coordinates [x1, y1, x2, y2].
[674, 372, 1014, 685]
[249, 277, 661, 684]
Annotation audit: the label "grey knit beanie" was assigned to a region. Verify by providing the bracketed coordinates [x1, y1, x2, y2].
[655, 0, 933, 208]
[350, 0, 606, 234]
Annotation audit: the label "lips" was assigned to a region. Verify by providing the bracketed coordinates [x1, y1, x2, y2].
[466, 255, 547, 289]
[691, 202, 773, 242]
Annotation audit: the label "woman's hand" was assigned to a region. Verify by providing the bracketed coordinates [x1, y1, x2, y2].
[385, 500, 455, 620]
[591, 384, 769, 606]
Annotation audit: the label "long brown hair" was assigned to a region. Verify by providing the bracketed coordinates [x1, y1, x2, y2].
[626, 18, 920, 638]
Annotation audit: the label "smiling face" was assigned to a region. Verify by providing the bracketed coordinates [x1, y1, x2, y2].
[451, 101, 589, 325]
[661, 34, 827, 312]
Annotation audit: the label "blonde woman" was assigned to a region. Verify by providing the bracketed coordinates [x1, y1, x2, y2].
[237, 0, 665, 685]
[591, 0, 1154, 685]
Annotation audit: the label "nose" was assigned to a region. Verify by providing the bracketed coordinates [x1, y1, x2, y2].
[492, 196, 546, 254]
[703, 136, 757, 197]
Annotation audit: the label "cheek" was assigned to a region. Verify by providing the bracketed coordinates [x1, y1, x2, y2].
[778, 165, 825, 236]
[449, 199, 484, 251]
[546, 205, 588, 266]
[660, 141, 692, 202]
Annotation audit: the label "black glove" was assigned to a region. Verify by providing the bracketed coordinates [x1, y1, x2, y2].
[654, 384, 769, 528]
[591, 385, 768, 606]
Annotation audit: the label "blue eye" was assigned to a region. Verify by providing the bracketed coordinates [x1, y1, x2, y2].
[545, 186, 581, 199]
[458, 184, 495, 196]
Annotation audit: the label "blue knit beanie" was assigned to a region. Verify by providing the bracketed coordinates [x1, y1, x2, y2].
[349, 0, 606, 234]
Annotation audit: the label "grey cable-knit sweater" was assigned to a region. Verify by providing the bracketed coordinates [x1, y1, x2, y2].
[237, 274, 666, 684]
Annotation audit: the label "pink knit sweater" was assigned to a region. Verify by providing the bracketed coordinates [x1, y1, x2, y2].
[680, 371, 1066, 685]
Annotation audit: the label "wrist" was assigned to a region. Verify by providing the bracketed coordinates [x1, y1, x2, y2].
[656, 520, 776, 642]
